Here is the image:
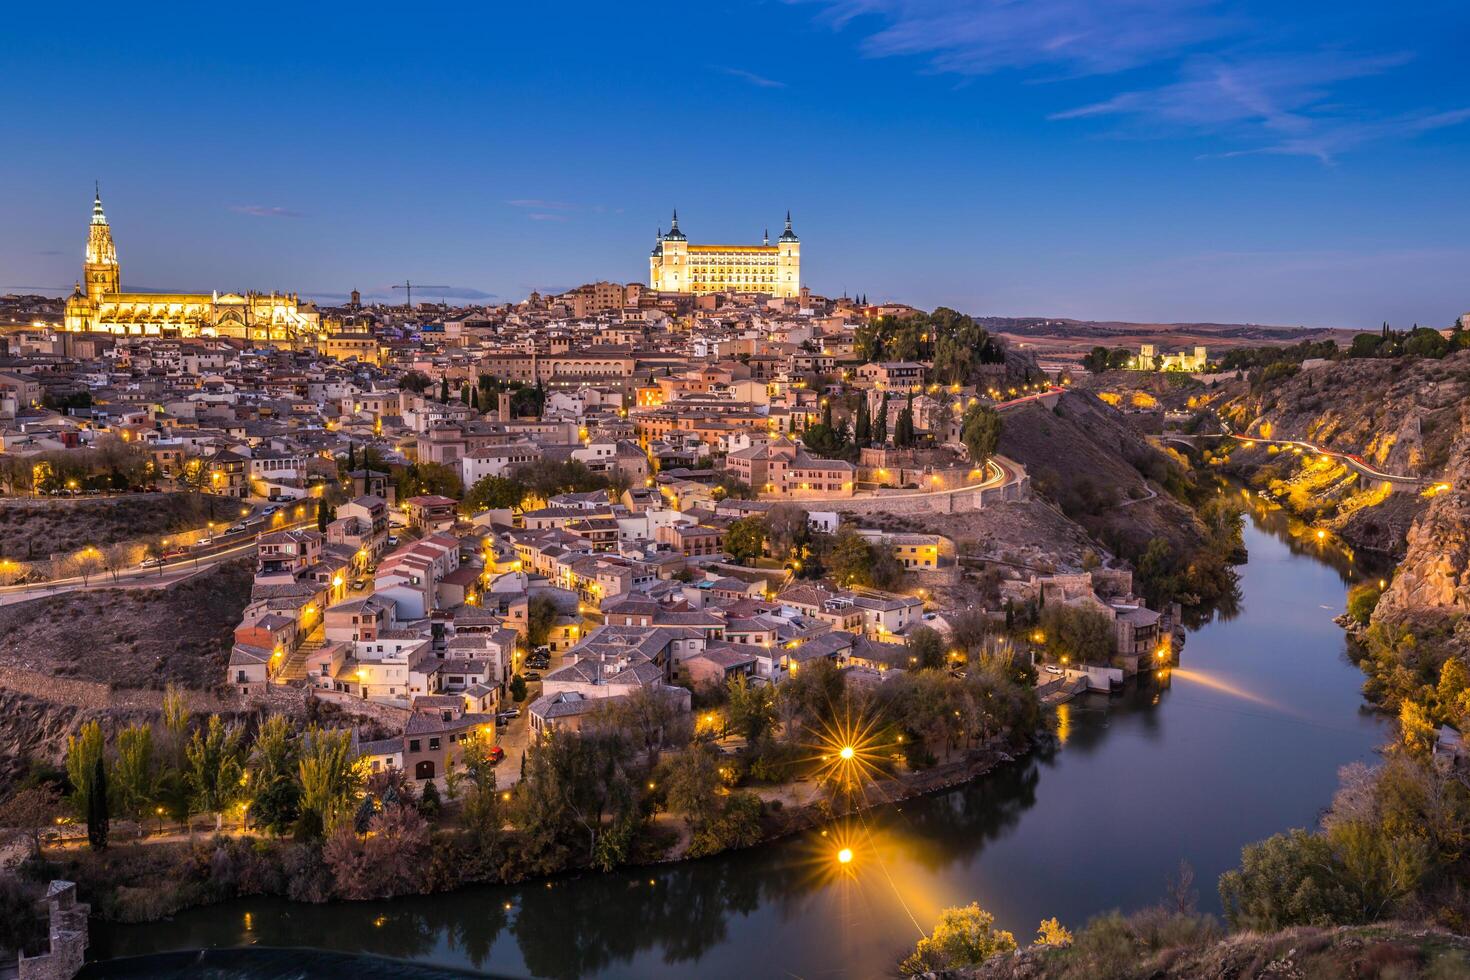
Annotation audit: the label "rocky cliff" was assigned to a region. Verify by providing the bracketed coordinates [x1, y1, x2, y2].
[1205, 352, 1470, 629]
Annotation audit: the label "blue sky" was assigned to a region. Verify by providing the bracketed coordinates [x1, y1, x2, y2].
[3, 0, 1468, 328]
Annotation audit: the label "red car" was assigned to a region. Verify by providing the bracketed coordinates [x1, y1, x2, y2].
[487, 745, 506, 764]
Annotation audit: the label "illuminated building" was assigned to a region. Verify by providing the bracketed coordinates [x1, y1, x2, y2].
[649, 210, 800, 297]
[62, 188, 320, 343]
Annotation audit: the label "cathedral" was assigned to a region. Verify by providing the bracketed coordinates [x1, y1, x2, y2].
[649, 210, 800, 298]
[63, 188, 321, 343]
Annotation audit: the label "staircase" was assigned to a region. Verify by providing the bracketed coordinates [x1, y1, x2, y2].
[275, 626, 325, 684]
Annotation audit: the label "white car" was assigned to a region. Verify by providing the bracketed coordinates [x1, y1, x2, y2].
[1044, 664, 1064, 675]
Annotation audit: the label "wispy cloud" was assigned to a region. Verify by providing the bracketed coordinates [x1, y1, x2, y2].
[229, 204, 303, 218]
[808, 0, 1229, 77]
[1050, 51, 1448, 162]
[718, 66, 788, 88]
[802, 0, 1468, 161]
[527, 212, 570, 222]
[505, 199, 579, 211]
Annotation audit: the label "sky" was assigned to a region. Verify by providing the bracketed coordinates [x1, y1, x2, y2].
[3, 0, 1468, 329]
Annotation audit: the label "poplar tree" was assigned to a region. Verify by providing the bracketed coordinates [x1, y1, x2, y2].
[854, 396, 871, 447]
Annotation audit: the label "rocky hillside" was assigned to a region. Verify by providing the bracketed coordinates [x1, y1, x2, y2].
[946, 922, 1470, 979]
[999, 390, 1214, 564]
[1204, 352, 1470, 628]
[0, 559, 252, 689]
[0, 492, 225, 561]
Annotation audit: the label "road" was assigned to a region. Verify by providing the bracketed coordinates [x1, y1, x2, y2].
[0, 517, 315, 606]
[1165, 424, 1429, 488]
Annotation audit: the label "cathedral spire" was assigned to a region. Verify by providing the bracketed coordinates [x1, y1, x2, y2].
[763, 228, 769, 246]
[670, 208, 679, 232]
[92, 183, 107, 225]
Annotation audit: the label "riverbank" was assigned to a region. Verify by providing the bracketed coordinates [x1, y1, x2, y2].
[33, 730, 1035, 926]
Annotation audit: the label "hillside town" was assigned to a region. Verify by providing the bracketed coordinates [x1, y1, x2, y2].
[0, 201, 1205, 823]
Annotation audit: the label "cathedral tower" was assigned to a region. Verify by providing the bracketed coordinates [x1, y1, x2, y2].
[83, 185, 120, 303]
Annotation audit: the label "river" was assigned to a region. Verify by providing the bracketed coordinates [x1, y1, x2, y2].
[86, 507, 1387, 979]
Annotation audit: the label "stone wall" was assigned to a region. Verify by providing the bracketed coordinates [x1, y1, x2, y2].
[18, 881, 88, 980]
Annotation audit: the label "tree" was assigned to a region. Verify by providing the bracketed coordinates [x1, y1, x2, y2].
[596, 685, 689, 770]
[439, 376, 450, 403]
[724, 517, 766, 564]
[463, 475, 524, 513]
[71, 548, 103, 586]
[510, 674, 528, 703]
[1219, 828, 1358, 931]
[419, 779, 442, 818]
[247, 715, 301, 835]
[1399, 700, 1437, 757]
[894, 396, 916, 447]
[398, 371, 432, 393]
[1346, 582, 1383, 626]
[297, 727, 366, 837]
[854, 395, 871, 447]
[324, 804, 430, 900]
[725, 675, 777, 744]
[112, 723, 155, 821]
[0, 784, 61, 851]
[346, 442, 357, 471]
[961, 404, 1002, 466]
[526, 595, 559, 649]
[398, 461, 463, 500]
[1033, 918, 1073, 947]
[901, 904, 1017, 975]
[186, 714, 245, 830]
[317, 500, 331, 533]
[763, 504, 810, 562]
[86, 757, 109, 851]
[872, 393, 889, 446]
[662, 743, 722, 831]
[101, 542, 134, 583]
[64, 720, 106, 824]
[908, 626, 947, 670]
[828, 526, 874, 588]
[1039, 604, 1115, 666]
[513, 729, 638, 869]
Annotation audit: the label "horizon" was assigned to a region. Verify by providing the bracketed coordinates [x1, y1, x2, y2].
[4, 1, 1468, 329]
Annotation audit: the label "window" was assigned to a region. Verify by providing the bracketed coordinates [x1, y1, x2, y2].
[429, 737, 441, 751]
[409, 739, 421, 752]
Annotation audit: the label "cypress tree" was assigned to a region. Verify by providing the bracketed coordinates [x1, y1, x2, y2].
[439, 376, 450, 402]
[874, 393, 889, 446]
[317, 500, 331, 533]
[347, 442, 357, 471]
[854, 396, 871, 447]
[469, 387, 480, 412]
[87, 757, 109, 851]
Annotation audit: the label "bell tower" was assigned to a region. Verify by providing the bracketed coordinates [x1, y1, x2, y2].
[776, 210, 800, 299]
[84, 184, 120, 303]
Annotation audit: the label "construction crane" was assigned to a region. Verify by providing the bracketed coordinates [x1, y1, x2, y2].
[391, 281, 450, 310]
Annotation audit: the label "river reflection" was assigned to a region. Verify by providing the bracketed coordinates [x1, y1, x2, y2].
[89, 513, 1388, 980]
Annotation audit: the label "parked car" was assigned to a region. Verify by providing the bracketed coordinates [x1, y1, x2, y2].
[139, 557, 166, 568]
[262, 505, 279, 515]
[227, 522, 248, 533]
[523, 672, 542, 682]
[487, 746, 506, 764]
[194, 537, 214, 548]
[496, 708, 521, 722]
[386, 535, 399, 547]
[1044, 664, 1063, 675]
[350, 577, 369, 590]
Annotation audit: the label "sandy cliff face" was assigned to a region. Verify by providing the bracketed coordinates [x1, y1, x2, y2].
[1375, 450, 1470, 625]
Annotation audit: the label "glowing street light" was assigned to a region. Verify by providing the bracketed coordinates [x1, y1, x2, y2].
[837, 847, 853, 865]
[839, 745, 855, 761]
